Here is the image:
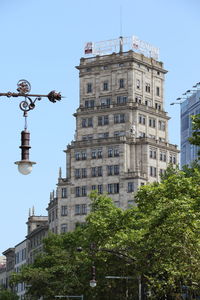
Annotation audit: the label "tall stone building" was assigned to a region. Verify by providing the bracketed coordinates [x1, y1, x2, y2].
[47, 38, 179, 233]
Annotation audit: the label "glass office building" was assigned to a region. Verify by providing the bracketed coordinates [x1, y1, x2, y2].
[181, 89, 200, 167]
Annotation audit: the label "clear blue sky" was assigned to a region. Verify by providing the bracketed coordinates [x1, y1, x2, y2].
[0, 0, 200, 254]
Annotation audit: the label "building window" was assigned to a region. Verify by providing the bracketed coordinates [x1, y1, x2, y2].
[139, 114, 146, 125]
[82, 119, 87, 128]
[160, 169, 165, 176]
[114, 165, 119, 175]
[61, 206, 68, 216]
[114, 114, 125, 124]
[158, 120, 166, 131]
[91, 167, 96, 177]
[107, 147, 119, 157]
[97, 166, 102, 176]
[75, 204, 87, 215]
[61, 224, 68, 233]
[103, 81, 109, 91]
[91, 167, 102, 177]
[169, 154, 176, 164]
[75, 187, 81, 197]
[75, 169, 81, 179]
[81, 152, 87, 160]
[145, 83, 150, 93]
[87, 83, 92, 93]
[156, 86, 160, 96]
[81, 168, 87, 178]
[91, 150, 96, 159]
[135, 96, 142, 103]
[98, 132, 109, 139]
[119, 78, 125, 88]
[82, 186, 87, 196]
[91, 149, 102, 159]
[82, 117, 93, 128]
[117, 96, 127, 104]
[100, 97, 111, 107]
[136, 79, 140, 89]
[107, 183, 119, 194]
[61, 188, 67, 198]
[107, 166, 112, 176]
[108, 148, 113, 157]
[75, 152, 80, 161]
[128, 182, 134, 193]
[160, 151, 166, 162]
[149, 118, 156, 128]
[97, 149, 102, 158]
[98, 185, 103, 194]
[85, 99, 95, 108]
[75, 151, 87, 160]
[114, 148, 120, 157]
[107, 165, 120, 176]
[155, 102, 161, 110]
[150, 166, 157, 177]
[149, 148, 157, 159]
[75, 186, 87, 197]
[98, 115, 109, 126]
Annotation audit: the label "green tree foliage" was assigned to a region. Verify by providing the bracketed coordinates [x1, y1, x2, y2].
[0, 287, 19, 300]
[12, 170, 200, 299]
[188, 114, 200, 150]
[134, 170, 200, 298]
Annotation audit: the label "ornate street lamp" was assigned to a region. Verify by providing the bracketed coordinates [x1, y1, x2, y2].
[0, 79, 62, 175]
[89, 265, 97, 288]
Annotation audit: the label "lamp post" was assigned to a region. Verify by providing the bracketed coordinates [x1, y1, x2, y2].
[89, 265, 97, 288]
[0, 79, 62, 175]
[77, 244, 97, 288]
[77, 243, 137, 294]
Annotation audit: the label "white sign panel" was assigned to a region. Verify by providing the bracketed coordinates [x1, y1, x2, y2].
[84, 36, 159, 60]
[132, 36, 159, 60]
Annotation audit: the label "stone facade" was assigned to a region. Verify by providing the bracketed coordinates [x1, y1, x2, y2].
[14, 240, 27, 299]
[26, 214, 49, 264]
[47, 50, 179, 233]
[2, 248, 15, 290]
[0, 256, 6, 289]
[1, 213, 48, 299]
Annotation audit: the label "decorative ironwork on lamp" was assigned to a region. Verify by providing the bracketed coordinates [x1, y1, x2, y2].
[0, 79, 62, 175]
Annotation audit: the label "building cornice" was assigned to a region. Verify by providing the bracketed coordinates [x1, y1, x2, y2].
[76, 51, 167, 74]
[74, 102, 170, 120]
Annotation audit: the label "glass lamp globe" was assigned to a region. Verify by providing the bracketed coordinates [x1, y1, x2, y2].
[15, 160, 36, 175]
[89, 279, 97, 288]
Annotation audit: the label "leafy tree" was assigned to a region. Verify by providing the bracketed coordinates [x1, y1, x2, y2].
[133, 170, 200, 299]
[0, 287, 19, 300]
[12, 193, 138, 300]
[12, 173, 200, 300]
[188, 113, 200, 150]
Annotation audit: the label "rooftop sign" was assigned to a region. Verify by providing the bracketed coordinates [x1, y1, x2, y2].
[84, 36, 159, 60]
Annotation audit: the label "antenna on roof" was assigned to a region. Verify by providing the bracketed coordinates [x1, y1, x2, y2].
[119, 5, 123, 53]
[120, 5, 123, 37]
